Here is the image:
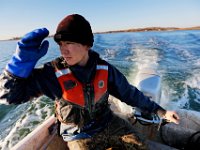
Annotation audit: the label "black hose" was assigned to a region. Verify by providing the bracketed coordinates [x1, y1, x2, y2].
[159, 125, 169, 145]
[184, 131, 200, 150]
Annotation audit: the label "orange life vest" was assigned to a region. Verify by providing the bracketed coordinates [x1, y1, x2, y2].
[55, 65, 108, 107]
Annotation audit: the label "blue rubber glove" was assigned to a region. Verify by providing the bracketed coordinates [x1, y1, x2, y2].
[6, 28, 49, 78]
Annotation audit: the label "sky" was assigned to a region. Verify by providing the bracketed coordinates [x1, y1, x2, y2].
[0, 0, 200, 40]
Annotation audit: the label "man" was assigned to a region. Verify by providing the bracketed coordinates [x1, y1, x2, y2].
[0, 14, 179, 150]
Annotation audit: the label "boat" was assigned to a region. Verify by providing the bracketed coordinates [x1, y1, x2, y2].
[11, 67, 200, 150]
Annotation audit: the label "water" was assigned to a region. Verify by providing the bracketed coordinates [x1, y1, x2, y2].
[0, 30, 200, 149]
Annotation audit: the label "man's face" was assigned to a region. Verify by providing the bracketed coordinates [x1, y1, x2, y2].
[59, 41, 89, 66]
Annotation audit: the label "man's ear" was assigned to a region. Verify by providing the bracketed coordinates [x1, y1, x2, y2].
[85, 45, 91, 51]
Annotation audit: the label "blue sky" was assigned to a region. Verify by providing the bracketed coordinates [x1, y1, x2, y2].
[0, 0, 200, 40]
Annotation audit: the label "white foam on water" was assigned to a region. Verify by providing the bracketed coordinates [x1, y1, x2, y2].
[170, 88, 189, 109]
[127, 45, 175, 109]
[0, 96, 53, 150]
[174, 46, 193, 59]
[127, 44, 191, 110]
[160, 69, 200, 110]
[164, 73, 200, 109]
[194, 59, 200, 66]
[185, 72, 200, 90]
[128, 45, 160, 84]
[104, 48, 117, 59]
[132, 45, 159, 70]
[184, 72, 200, 105]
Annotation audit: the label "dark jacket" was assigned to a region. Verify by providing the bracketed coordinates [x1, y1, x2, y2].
[0, 50, 165, 139]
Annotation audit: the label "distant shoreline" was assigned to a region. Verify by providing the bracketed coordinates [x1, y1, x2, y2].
[94, 26, 200, 34]
[2, 26, 200, 41]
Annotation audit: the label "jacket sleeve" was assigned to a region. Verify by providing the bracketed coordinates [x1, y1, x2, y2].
[0, 62, 62, 105]
[107, 63, 166, 115]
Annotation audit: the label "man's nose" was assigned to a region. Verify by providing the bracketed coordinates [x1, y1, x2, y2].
[61, 48, 69, 54]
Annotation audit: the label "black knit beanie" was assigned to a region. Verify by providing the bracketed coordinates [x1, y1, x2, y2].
[54, 14, 94, 47]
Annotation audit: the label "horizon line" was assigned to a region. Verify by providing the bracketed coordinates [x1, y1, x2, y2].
[1, 25, 200, 41]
